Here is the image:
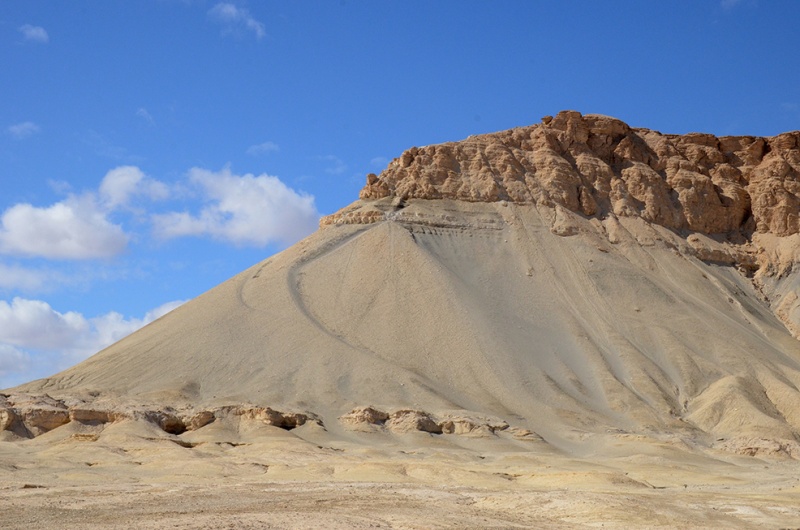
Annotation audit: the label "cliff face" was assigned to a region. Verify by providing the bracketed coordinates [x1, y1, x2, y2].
[358, 110, 800, 237]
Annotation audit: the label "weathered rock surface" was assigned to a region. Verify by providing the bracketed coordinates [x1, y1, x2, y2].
[385, 410, 443, 434]
[354, 110, 799, 238]
[0, 394, 323, 439]
[437, 414, 509, 436]
[339, 406, 390, 430]
[232, 406, 316, 429]
[0, 406, 16, 431]
[339, 407, 528, 438]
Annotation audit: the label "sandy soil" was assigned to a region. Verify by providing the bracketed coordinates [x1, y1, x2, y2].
[3, 423, 800, 528]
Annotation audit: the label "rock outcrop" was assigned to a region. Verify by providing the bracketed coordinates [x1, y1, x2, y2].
[352, 110, 799, 238]
[0, 393, 320, 440]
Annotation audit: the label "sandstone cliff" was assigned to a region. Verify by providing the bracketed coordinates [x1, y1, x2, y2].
[355, 110, 800, 238]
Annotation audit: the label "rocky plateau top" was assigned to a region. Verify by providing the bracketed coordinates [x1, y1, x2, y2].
[356, 110, 800, 237]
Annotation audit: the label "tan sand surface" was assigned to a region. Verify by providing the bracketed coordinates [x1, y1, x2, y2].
[3, 428, 800, 528]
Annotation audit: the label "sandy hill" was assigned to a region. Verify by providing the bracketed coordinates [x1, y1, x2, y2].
[3, 111, 800, 527]
[5, 110, 800, 453]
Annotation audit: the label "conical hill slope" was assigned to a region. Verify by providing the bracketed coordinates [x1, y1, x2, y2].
[5, 111, 800, 457]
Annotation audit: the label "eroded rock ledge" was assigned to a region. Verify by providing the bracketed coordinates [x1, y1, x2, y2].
[0, 393, 317, 439]
[324, 110, 800, 238]
[338, 406, 539, 439]
[0, 393, 538, 442]
[4, 394, 798, 459]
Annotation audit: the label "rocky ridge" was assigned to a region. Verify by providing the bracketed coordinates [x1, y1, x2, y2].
[346, 110, 800, 238]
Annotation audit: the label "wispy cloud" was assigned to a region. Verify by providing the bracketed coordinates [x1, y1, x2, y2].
[208, 3, 265, 40]
[136, 107, 155, 125]
[246, 141, 280, 156]
[7, 121, 40, 139]
[18, 24, 48, 44]
[152, 167, 319, 247]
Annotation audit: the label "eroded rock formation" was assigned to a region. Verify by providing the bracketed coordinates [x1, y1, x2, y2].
[354, 110, 799, 237]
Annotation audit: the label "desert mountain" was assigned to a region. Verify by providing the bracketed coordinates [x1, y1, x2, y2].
[4, 110, 800, 460]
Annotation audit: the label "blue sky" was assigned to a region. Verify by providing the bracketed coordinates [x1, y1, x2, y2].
[1, 1, 799, 388]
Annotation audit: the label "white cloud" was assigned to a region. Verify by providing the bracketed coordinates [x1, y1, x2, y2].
[7, 121, 40, 139]
[18, 24, 48, 44]
[0, 298, 186, 389]
[0, 166, 171, 260]
[208, 3, 265, 39]
[136, 107, 155, 125]
[152, 167, 319, 246]
[0, 298, 88, 350]
[99, 166, 169, 209]
[246, 141, 280, 156]
[0, 195, 128, 260]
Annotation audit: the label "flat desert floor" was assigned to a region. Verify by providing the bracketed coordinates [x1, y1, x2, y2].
[3, 424, 800, 529]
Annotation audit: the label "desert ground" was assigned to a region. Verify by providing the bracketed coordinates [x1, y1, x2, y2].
[3, 423, 800, 528]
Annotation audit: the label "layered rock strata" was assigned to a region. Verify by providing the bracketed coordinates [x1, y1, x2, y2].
[348, 110, 799, 238]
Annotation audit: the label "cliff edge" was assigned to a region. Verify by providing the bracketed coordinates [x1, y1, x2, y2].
[355, 110, 799, 237]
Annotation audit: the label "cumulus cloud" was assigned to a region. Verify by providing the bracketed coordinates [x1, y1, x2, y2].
[0, 298, 88, 350]
[246, 141, 279, 156]
[208, 3, 265, 39]
[0, 166, 171, 261]
[0, 195, 128, 260]
[0, 298, 185, 388]
[152, 167, 319, 246]
[18, 24, 48, 43]
[7, 121, 40, 139]
[99, 166, 169, 209]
